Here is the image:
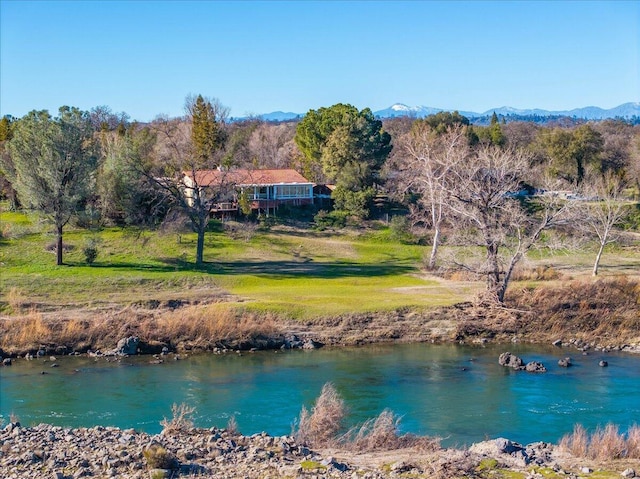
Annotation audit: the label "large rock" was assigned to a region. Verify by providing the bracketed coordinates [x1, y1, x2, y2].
[525, 361, 547, 373]
[469, 438, 530, 466]
[498, 352, 524, 370]
[113, 336, 140, 356]
[558, 357, 572, 367]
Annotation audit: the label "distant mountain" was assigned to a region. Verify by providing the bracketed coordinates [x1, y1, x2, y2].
[251, 102, 640, 123]
[258, 111, 301, 122]
[373, 102, 640, 120]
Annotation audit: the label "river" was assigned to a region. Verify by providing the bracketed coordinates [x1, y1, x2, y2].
[1, 343, 638, 447]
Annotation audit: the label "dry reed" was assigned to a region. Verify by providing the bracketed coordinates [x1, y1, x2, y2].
[341, 409, 438, 452]
[6, 287, 27, 313]
[559, 423, 640, 460]
[627, 424, 640, 458]
[160, 403, 195, 436]
[294, 382, 347, 447]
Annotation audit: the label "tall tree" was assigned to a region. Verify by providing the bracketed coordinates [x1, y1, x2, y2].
[0, 115, 19, 211]
[149, 95, 230, 265]
[445, 146, 569, 302]
[8, 107, 97, 265]
[397, 124, 469, 269]
[97, 126, 167, 226]
[574, 172, 631, 276]
[295, 103, 391, 217]
[540, 125, 604, 185]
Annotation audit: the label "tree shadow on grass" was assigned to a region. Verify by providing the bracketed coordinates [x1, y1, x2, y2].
[66, 258, 417, 279]
[163, 258, 417, 279]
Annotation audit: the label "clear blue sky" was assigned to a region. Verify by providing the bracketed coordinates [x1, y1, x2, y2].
[1, 0, 638, 121]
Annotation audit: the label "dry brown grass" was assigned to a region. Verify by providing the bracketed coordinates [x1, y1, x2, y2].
[559, 423, 640, 460]
[511, 265, 562, 281]
[0, 304, 280, 355]
[6, 287, 27, 313]
[341, 409, 440, 452]
[0, 309, 51, 350]
[294, 382, 347, 447]
[504, 276, 640, 343]
[627, 424, 640, 458]
[160, 403, 195, 436]
[559, 424, 589, 458]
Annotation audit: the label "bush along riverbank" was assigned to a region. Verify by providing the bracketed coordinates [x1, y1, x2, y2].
[1, 384, 639, 479]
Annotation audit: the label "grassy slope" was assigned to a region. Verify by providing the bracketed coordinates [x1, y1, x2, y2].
[0, 210, 479, 320]
[2, 205, 638, 321]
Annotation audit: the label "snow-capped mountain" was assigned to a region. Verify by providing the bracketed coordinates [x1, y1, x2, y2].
[374, 102, 640, 120]
[374, 103, 445, 118]
[251, 102, 640, 122]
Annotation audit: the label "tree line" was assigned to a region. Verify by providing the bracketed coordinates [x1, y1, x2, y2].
[1, 97, 639, 302]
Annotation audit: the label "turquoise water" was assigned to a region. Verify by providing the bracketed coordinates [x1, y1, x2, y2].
[1, 343, 638, 447]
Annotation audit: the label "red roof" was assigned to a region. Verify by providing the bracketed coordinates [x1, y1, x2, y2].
[186, 169, 311, 186]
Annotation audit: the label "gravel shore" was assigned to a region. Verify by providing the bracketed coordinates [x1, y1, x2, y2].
[3, 421, 639, 479]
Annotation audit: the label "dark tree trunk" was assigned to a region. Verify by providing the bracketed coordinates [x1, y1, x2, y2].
[196, 228, 205, 266]
[56, 224, 64, 266]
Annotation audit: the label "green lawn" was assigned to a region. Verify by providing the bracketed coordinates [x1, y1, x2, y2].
[0, 209, 478, 318]
[3, 206, 636, 320]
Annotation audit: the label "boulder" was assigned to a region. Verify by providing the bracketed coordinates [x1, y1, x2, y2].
[469, 438, 530, 466]
[2, 357, 11, 366]
[558, 357, 572, 367]
[498, 352, 524, 370]
[525, 361, 547, 373]
[114, 336, 140, 356]
[302, 338, 323, 350]
[552, 339, 563, 347]
[599, 360, 608, 367]
[621, 468, 636, 478]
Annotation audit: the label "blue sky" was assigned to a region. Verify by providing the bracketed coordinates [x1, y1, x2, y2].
[1, 0, 638, 121]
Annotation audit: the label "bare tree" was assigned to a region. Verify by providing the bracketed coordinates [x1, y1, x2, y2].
[574, 172, 631, 276]
[148, 95, 232, 266]
[248, 122, 297, 168]
[445, 146, 569, 303]
[398, 124, 469, 269]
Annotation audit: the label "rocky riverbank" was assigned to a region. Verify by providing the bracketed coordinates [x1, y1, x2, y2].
[2, 421, 639, 479]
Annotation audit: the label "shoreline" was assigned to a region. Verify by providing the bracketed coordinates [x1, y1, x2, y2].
[1, 422, 638, 479]
[2, 299, 639, 360]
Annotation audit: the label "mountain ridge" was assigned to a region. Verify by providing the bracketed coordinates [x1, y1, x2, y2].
[247, 102, 640, 122]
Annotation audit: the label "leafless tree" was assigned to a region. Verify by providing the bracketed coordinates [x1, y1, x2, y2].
[146, 96, 233, 265]
[248, 122, 297, 168]
[445, 146, 570, 302]
[397, 124, 469, 269]
[574, 172, 632, 276]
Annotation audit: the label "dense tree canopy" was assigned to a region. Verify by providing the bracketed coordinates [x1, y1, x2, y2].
[7, 107, 97, 264]
[295, 103, 392, 217]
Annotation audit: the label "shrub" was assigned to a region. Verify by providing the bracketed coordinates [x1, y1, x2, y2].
[346, 409, 401, 451]
[388, 216, 417, 244]
[627, 424, 640, 458]
[559, 423, 640, 460]
[559, 424, 588, 458]
[143, 443, 178, 470]
[342, 409, 440, 452]
[314, 210, 347, 229]
[294, 382, 346, 446]
[160, 402, 195, 435]
[589, 424, 627, 460]
[83, 238, 100, 265]
[226, 415, 239, 435]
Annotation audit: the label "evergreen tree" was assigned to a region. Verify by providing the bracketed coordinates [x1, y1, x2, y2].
[8, 107, 97, 265]
[295, 103, 391, 218]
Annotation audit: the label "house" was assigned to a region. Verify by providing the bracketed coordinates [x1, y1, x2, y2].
[183, 168, 314, 216]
